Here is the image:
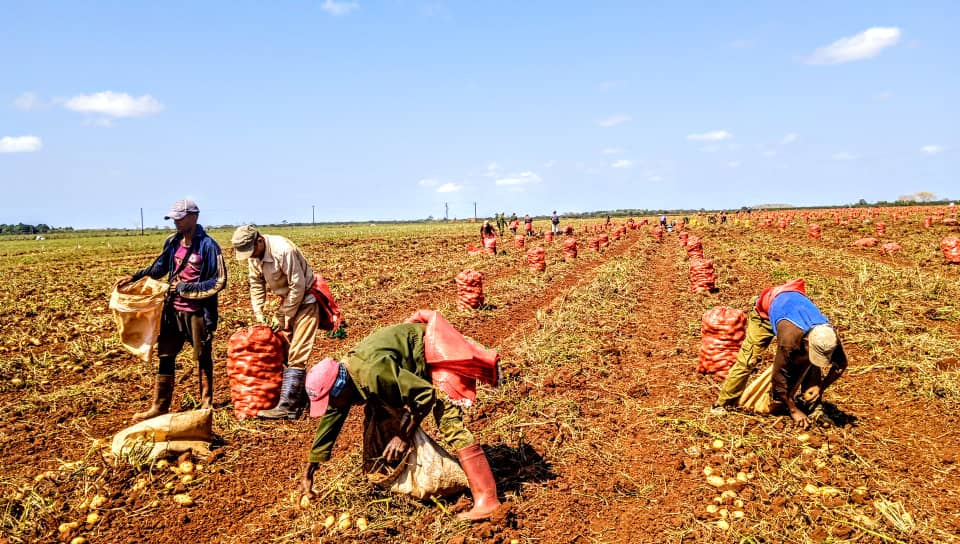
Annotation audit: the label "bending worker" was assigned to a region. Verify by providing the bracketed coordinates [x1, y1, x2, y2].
[232, 225, 334, 420]
[300, 312, 501, 521]
[126, 199, 227, 421]
[712, 279, 847, 428]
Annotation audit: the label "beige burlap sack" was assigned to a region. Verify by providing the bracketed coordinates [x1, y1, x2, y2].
[367, 428, 468, 499]
[109, 277, 169, 363]
[739, 364, 773, 414]
[112, 409, 213, 463]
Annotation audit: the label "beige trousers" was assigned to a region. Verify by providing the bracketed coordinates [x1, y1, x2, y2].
[285, 301, 319, 369]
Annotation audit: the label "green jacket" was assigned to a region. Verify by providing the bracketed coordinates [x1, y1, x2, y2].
[308, 323, 436, 463]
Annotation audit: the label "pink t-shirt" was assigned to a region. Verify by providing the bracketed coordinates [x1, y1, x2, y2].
[172, 244, 203, 313]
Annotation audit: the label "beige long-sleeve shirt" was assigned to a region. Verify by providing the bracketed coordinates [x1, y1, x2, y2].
[247, 234, 316, 327]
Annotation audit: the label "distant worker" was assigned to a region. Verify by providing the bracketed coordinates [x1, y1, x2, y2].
[123, 199, 227, 421]
[720, 210, 727, 224]
[711, 279, 847, 428]
[551, 211, 560, 234]
[659, 214, 667, 228]
[480, 220, 497, 245]
[495, 213, 507, 237]
[231, 225, 341, 419]
[300, 312, 502, 520]
[523, 214, 533, 235]
[509, 216, 520, 235]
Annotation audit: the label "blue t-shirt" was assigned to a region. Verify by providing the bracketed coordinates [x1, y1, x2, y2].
[768, 291, 829, 333]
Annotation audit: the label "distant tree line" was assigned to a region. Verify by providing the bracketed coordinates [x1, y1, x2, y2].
[0, 223, 73, 235]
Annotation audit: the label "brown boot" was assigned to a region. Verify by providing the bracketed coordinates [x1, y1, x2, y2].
[199, 365, 213, 410]
[132, 374, 174, 422]
[456, 443, 502, 521]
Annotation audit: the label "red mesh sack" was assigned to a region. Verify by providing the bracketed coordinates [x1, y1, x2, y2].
[697, 307, 747, 379]
[588, 237, 600, 251]
[923, 216, 933, 228]
[943, 237, 960, 264]
[564, 225, 574, 235]
[685, 236, 704, 259]
[544, 231, 554, 243]
[777, 219, 788, 230]
[875, 222, 886, 236]
[455, 270, 484, 310]
[807, 224, 821, 239]
[598, 234, 610, 248]
[678, 231, 689, 245]
[563, 237, 578, 259]
[482, 236, 497, 255]
[944, 218, 959, 226]
[853, 237, 878, 247]
[514, 235, 526, 249]
[689, 258, 715, 293]
[466, 243, 485, 256]
[227, 326, 286, 420]
[879, 242, 902, 256]
[652, 225, 664, 242]
[526, 247, 546, 272]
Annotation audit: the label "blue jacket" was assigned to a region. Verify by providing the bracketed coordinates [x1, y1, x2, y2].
[132, 224, 227, 330]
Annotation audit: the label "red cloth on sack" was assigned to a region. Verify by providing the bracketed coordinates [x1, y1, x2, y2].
[404, 310, 500, 406]
[308, 274, 343, 331]
[755, 278, 806, 320]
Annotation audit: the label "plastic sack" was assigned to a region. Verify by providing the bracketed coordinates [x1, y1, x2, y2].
[527, 246, 546, 272]
[544, 231, 554, 243]
[943, 237, 960, 264]
[652, 225, 664, 242]
[685, 236, 704, 259]
[466, 243, 485, 256]
[455, 270, 484, 310]
[879, 243, 902, 256]
[588, 237, 600, 252]
[514, 235, 526, 249]
[689, 258, 715, 293]
[308, 274, 342, 331]
[226, 326, 285, 420]
[404, 309, 499, 405]
[110, 277, 170, 363]
[807, 224, 822, 240]
[367, 427, 468, 499]
[853, 237, 878, 247]
[112, 409, 213, 462]
[482, 236, 497, 255]
[923, 216, 933, 228]
[697, 306, 747, 379]
[875, 222, 886, 236]
[598, 234, 610, 248]
[738, 365, 772, 414]
[562, 237, 578, 259]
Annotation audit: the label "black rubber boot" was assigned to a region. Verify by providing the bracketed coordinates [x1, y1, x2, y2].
[132, 374, 175, 422]
[257, 367, 306, 420]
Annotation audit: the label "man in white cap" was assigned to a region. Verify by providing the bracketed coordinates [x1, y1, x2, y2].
[299, 317, 502, 521]
[231, 225, 339, 419]
[712, 279, 847, 428]
[124, 198, 228, 421]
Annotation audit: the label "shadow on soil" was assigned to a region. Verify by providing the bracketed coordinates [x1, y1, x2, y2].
[485, 442, 556, 494]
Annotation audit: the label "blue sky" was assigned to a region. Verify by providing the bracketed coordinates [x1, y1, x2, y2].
[1, 1, 956, 229]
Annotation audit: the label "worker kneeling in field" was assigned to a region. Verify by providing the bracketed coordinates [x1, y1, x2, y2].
[300, 312, 502, 521]
[711, 279, 847, 428]
[232, 225, 341, 420]
[124, 199, 228, 421]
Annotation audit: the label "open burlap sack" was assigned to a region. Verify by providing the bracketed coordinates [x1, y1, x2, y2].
[366, 428, 468, 500]
[112, 409, 213, 463]
[109, 277, 169, 363]
[739, 364, 773, 414]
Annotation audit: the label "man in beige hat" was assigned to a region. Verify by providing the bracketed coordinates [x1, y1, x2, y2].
[231, 225, 334, 419]
[712, 279, 847, 428]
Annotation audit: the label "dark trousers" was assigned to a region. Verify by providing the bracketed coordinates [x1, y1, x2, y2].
[156, 308, 213, 375]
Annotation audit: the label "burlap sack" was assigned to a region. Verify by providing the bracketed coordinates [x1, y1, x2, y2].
[112, 409, 213, 463]
[366, 428, 468, 499]
[738, 365, 773, 414]
[109, 277, 169, 363]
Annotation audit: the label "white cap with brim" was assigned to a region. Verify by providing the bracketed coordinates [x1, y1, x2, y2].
[808, 324, 838, 369]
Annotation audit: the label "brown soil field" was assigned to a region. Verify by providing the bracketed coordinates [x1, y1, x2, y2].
[1, 209, 959, 543]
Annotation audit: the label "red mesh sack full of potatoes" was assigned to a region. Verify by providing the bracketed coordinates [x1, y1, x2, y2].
[807, 224, 822, 239]
[943, 237, 960, 264]
[455, 269, 484, 310]
[227, 326, 286, 420]
[853, 237, 878, 247]
[685, 236, 704, 259]
[526, 246, 546, 272]
[514, 235, 526, 249]
[698, 306, 747, 379]
[562, 237, 578, 259]
[689, 258, 716, 293]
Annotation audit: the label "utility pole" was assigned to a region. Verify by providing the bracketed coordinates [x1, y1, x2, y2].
[473, 202, 477, 221]
[140, 208, 144, 235]
[444, 202, 449, 221]
[312, 205, 315, 226]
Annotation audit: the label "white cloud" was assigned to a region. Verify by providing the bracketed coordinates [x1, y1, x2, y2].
[436, 182, 462, 193]
[832, 152, 857, 161]
[806, 27, 901, 65]
[921, 145, 945, 155]
[597, 114, 631, 128]
[495, 171, 542, 186]
[14, 92, 42, 111]
[0, 135, 43, 153]
[611, 159, 633, 169]
[418, 178, 438, 187]
[64, 91, 163, 118]
[321, 0, 358, 16]
[728, 161, 741, 168]
[687, 130, 733, 142]
[780, 133, 798, 145]
[602, 147, 623, 155]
